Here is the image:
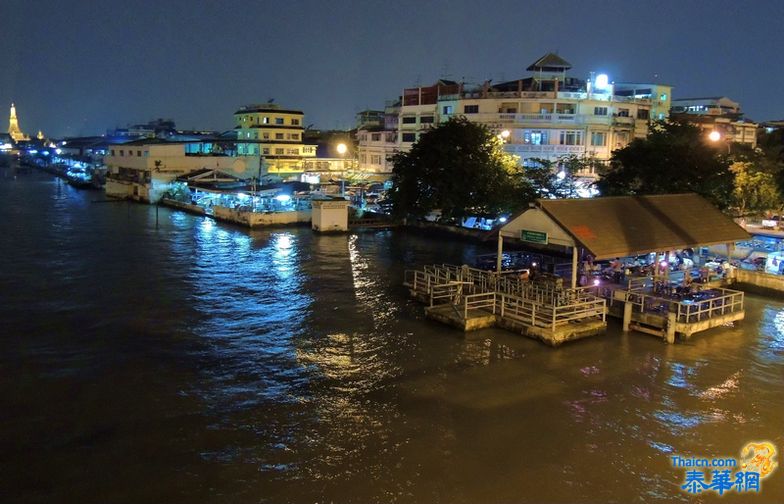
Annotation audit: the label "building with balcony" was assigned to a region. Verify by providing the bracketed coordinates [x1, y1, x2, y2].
[670, 96, 757, 148]
[104, 139, 260, 203]
[356, 101, 401, 177]
[395, 53, 670, 177]
[234, 103, 316, 177]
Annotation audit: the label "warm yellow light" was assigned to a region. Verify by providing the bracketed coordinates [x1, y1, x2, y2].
[500, 129, 510, 139]
[336, 143, 348, 155]
[708, 130, 721, 142]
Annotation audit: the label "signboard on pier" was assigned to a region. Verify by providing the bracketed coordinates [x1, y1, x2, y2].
[521, 229, 548, 244]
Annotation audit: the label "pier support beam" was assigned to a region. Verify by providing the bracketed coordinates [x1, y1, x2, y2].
[571, 246, 578, 289]
[622, 300, 633, 332]
[665, 312, 677, 344]
[496, 233, 504, 273]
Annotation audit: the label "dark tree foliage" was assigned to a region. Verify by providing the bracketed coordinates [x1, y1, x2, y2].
[389, 117, 533, 220]
[596, 120, 734, 209]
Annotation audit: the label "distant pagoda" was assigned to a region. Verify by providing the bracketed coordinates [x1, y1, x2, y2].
[8, 103, 30, 142]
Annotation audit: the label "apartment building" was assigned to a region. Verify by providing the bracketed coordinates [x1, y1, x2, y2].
[234, 103, 317, 176]
[395, 53, 670, 177]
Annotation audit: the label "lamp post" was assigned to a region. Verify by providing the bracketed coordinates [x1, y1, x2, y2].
[337, 142, 348, 196]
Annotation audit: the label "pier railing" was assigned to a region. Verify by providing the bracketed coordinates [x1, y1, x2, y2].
[406, 264, 607, 330]
[676, 289, 744, 323]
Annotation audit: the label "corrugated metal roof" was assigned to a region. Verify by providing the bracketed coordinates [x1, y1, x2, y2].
[534, 194, 749, 260]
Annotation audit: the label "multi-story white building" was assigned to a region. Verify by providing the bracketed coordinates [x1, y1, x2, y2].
[105, 139, 260, 202]
[356, 101, 400, 177]
[670, 96, 757, 148]
[394, 53, 671, 177]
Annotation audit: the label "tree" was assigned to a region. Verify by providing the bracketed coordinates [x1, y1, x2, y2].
[596, 120, 734, 209]
[730, 161, 780, 217]
[526, 154, 601, 199]
[389, 117, 533, 220]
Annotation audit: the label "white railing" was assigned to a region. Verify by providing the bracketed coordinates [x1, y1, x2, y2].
[504, 144, 586, 155]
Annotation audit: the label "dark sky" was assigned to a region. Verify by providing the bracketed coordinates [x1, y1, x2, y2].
[2, 0, 782, 137]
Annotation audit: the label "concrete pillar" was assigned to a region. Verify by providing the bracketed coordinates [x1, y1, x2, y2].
[496, 234, 504, 273]
[665, 312, 677, 344]
[622, 300, 633, 332]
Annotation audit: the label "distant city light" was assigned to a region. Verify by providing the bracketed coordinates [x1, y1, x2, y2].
[237, 192, 249, 200]
[276, 194, 291, 203]
[557, 170, 566, 180]
[0, 143, 12, 150]
[593, 279, 601, 286]
[500, 129, 510, 139]
[28, 149, 38, 154]
[55, 148, 62, 155]
[595, 73, 609, 90]
[708, 130, 721, 142]
[498, 216, 508, 223]
[336, 143, 348, 155]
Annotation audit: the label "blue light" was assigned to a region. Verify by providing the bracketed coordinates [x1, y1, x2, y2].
[29, 149, 38, 154]
[237, 192, 249, 200]
[276, 194, 291, 203]
[55, 148, 62, 155]
[499, 216, 508, 223]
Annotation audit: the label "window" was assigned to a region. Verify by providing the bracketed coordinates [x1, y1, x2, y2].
[371, 154, 382, 164]
[275, 133, 284, 140]
[637, 109, 650, 120]
[262, 117, 269, 124]
[371, 133, 381, 141]
[559, 131, 583, 145]
[263, 132, 270, 139]
[288, 148, 298, 155]
[594, 107, 608, 116]
[275, 148, 284, 155]
[420, 116, 434, 123]
[402, 116, 416, 124]
[119, 150, 124, 156]
[402, 133, 416, 142]
[291, 118, 300, 125]
[291, 133, 299, 140]
[111, 149, 115, 156]
[262, 148, 270, 155]
[443, 105, 453, 114]
[275, 118, 284, 125]
[523, 130, 547, 145]
[659, 93, 667, 101]
[617, 108, 630, 117]
[464, 105, 479, 114]
[137, 150, 142, 157]
[590, 132, 607, 146]
[360, 154, 367, 163]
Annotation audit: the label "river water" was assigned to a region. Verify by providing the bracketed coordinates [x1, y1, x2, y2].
[1, 170, 782, 504]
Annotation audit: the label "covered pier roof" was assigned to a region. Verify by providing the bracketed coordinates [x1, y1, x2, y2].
[500, 194, 750, 260]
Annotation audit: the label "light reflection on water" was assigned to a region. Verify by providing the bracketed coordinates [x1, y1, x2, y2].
[0, 172, 782, 503]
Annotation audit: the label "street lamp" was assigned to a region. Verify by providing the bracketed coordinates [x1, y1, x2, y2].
[498, 129, 510, 142]
[708, 130, 731, 154]
[336, 142, 348, 196]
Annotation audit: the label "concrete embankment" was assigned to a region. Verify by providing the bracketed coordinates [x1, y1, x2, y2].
[733, 269, 784, 297]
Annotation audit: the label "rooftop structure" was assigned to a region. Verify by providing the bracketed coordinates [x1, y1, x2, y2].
[8, 103, 30, 142]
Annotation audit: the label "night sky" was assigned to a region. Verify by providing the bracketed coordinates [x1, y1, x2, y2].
[2, 0, 783, 137]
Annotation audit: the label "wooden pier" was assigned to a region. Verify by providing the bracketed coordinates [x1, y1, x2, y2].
[404, 265, 607, 346]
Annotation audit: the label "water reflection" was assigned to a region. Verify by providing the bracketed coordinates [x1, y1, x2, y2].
[1, 173, 782, 503]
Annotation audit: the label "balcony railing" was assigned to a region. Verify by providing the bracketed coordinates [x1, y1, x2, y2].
[503, 144, 586, 156]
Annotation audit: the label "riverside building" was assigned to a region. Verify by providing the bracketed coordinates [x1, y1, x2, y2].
[234, 103, 317, 178]
[670, 96, 758, 148]
[393, 53, 671, 178]
[104, 139, 260, 203]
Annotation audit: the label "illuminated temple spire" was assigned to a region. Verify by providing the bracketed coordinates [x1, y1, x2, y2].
[8, 102, 30, 142]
